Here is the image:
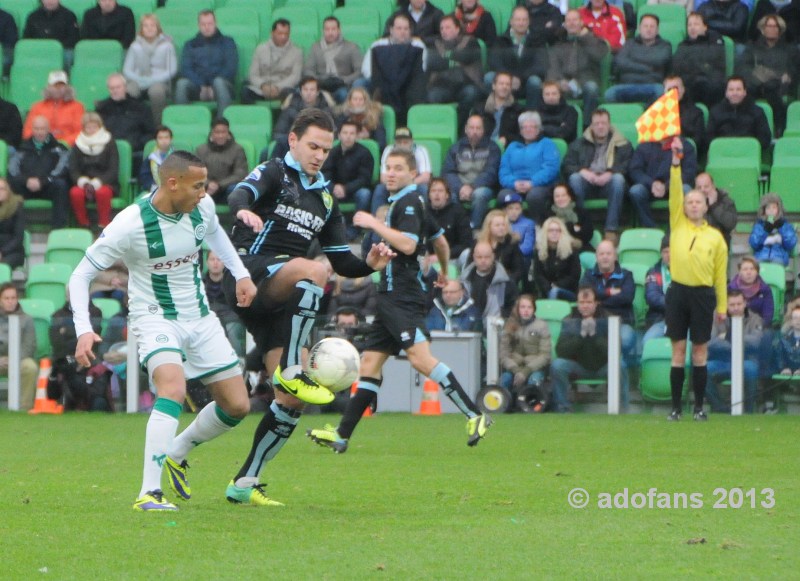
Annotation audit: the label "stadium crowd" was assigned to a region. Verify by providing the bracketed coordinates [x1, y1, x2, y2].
[3, 0, 800, 415]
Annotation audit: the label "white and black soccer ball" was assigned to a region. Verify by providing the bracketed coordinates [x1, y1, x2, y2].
[306, 337, 361, 393]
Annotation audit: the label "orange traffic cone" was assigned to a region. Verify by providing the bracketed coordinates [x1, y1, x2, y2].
[417, 379, 441, 415]
[28, 358, 64, 415]
[350, 382, 372, 417]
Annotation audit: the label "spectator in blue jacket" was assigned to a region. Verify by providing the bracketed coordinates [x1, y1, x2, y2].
[443, 114, 501, 228]
[498, 111, 560, 224]
[642, 234, 671, 344]
[627, 136, 697, 228]
[426, 279, 482, 333]
[749, 193, 797, 266]
[580, 240, 636, 361]
[174, 10, 237, 115]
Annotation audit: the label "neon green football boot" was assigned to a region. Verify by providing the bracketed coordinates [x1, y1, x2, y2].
[273, 365, 334, 404]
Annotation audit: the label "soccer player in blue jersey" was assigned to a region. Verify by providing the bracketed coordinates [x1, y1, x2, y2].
[308, 149, 492, 453]
[190, 108, 394, 506]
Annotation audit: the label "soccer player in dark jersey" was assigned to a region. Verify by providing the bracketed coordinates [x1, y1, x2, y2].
[307, 149, 493, 453]
[165, 108, 395, 506]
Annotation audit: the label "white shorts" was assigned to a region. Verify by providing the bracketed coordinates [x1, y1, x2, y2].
[130, 313, 240, 381]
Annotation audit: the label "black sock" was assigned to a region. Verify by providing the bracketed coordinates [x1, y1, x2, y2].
[692, 365, 707, 411]
[234, 401, 301, 481]
[338, 377, 381, 440]
[279, 279, 322, 370]
[670, 366, 685, 411]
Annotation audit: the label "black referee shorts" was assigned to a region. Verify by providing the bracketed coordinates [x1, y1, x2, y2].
[665, 282, 717, 345]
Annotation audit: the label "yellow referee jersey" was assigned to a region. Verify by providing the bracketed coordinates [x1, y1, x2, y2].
[669, 165, 728, 314]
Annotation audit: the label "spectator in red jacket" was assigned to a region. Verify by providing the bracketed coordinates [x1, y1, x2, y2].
[579, 0, 627, 52]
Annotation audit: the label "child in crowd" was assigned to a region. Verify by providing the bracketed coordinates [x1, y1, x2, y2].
[499, 192, 535, 286]
[749, 193, 797, 266]
[138, 125, 173, 192]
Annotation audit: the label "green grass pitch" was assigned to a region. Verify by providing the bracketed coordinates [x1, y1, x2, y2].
[2, 411, 798, 579]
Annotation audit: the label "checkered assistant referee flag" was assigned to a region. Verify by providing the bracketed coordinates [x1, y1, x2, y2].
[635, 88, 681, 143]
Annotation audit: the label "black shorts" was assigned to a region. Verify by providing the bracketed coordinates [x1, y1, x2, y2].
[361, 294, 430, 355]
[664, 282, 716, 345]
[223, 254, 291, 355]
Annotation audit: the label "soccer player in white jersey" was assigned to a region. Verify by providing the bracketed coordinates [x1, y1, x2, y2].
[70, 151, 257, 512]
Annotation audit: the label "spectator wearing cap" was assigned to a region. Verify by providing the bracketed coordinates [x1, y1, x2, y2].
[500, 191, 535, 287]
[442, 114, 501, 229]
[370, 127, 432, 213]
[642, 234, 672, 344]
[497, 110, 560, 224]
[22, 70, 85, 146]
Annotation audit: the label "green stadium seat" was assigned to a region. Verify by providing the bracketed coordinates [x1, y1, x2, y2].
[722, 35, 735, 78]
[480, 0, 510, 35]
[783, 101, 800, 138]
[0, 263, 11, 284]
[705, 137, 762, 212]
[271, 6, 321, 32]
[9, 66, 51, 116]
[414, 139, 442, 176]
[224, 105, 272, 154]
[624, 262, 649, 329]
[345, 0, 393, 29]
[535, 299, 572, 322]
[121, 0, 157, 26]
[756, 100, 775, 143]
[13, 39, 64, 72]
[407, 104, 458, 155]
[759, 262, 786, 327]
[71, 65, 114, 108]
[602, 103, 644, 145]
[114, 139, 134, 207]
[333, 6, 380, 39]
[291, 27, 320, 56]
[26, 263, 72, 307]
[61, 0, 95, 24]
[167, 0, 213, 10]
[238, 139, 256, 168]
[769, 138, 800, 203]
[18, 298, 57, 360]
[155, 7, 201, 46]
[235, 36, 258, 98]
[45, 228, 93, 270]
[5, 0, 37, 30]
[580, 250, 596, 278]
[163, 105, 213, 150]
[617, 228, 663, 267]
[0, 140, 7, 178]
[358, 138, 380, 184]
[215, 6, 261, 46]
[640, 337, 684, 403]
[382, 104, 396, 145]
[73, 39, 124, 70]
[92, 297, 122, 335]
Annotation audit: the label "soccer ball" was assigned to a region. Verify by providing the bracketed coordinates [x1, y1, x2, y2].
[306, 337, 361, 393]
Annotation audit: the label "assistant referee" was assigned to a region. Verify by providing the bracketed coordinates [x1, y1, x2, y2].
[664, 137, 728, 421]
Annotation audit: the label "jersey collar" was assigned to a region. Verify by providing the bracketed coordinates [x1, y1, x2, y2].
[284, 152, 330, 191]
[388, 183, 418, 202]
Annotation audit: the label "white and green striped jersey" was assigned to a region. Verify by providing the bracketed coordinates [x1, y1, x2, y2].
[84, 194, 219, 323]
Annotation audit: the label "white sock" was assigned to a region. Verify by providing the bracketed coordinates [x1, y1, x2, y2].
[139, 409, 179, 497]
[169, 402, 239, 462]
